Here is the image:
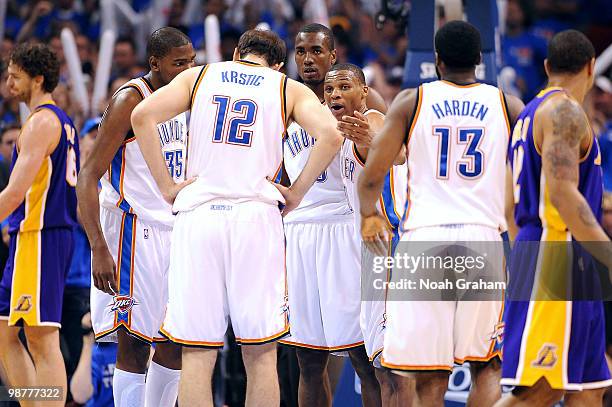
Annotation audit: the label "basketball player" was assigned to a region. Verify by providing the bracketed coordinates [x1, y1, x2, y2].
[357, 21, 524, 406]
[0, 43, 79, 407]
[76, 28, 194, 407]
[130, 29, 343, 406]
[498, 30, 612, 407]
[280, 23, 387, 407]
[324, 63, 408, 407]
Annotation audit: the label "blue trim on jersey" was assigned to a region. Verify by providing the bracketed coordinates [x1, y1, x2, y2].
[110, 146, 132, 212]
[116, 213, 135, 324]
[381, 172, 400, 231]
[274, 168, 283, 183]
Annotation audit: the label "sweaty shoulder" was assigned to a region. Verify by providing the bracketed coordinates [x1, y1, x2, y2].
[535, 93, 590, 150]
[25, 108, 62, 154]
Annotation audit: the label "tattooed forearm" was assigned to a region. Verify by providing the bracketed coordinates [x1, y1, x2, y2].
[577, 200, 599, 227]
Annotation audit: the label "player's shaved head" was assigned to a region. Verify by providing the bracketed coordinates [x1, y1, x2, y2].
[435, 20, 481, 70]
[297, 23, 335, 51]
[547, 30, 595, 74]
[146, 27, 191, 59]
[328, 63, 365, 85]
[237, 29, 286, 67]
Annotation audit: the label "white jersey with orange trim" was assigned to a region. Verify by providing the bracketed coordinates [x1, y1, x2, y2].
[173, 61, 287, 212]
[283, 122, 353, 223]
[340, 109, 407, 237]
[402, 80, 510, 231]
[99, 77, 187, 227]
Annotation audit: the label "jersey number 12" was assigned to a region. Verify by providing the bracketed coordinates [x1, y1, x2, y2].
[212, 95, 258, 146]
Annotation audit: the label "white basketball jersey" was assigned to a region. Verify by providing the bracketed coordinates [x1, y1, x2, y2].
[283, 122, 352, 223]
[402, 80, 510, 231]
[173, 61, 286, 212]
[99, 77, 187, 227]
[340, 110, 407, 236]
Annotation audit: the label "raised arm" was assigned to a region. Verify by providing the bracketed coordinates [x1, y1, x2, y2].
[130, 67, 199, 204]
[0, 109, 60, 221]
[280, 78, 343, 213]
[76, 88, 142, 294]
[538, 95, 611, 265]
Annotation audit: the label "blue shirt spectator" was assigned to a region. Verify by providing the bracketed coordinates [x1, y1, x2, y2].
[86, 343, 117, 407]
[599, 121, 612, 192]
[66, 225, 91, 288]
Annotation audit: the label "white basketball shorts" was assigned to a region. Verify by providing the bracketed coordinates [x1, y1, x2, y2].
[91, 206, 171, 343]
[381, 224, 504, 372]
[160, 200, 288, 347]
[279, 219, 363, 351]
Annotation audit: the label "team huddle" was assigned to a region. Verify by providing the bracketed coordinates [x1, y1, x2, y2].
[0, 17, 610, 407]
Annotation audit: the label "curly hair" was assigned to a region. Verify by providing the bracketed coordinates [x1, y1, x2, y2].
[10, 43, 60, 93]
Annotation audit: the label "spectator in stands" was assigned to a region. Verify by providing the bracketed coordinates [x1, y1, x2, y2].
[111, 37, 138, 79]
[502, 0, 548, 101]
[591, 76, 612, 191]
[0, 124, 18, 165]
[16, 0, 88, 43]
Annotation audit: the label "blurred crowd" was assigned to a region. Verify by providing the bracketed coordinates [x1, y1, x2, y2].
[0, 0, 611, 405]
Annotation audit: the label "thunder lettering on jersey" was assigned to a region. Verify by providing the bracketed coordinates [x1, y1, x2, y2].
[283, 122, 353, 223]
[172, 61, 287, 211]
[8, 103, 79, 233]
[401, 80, 511, 231]
[99, 77, 187, 227]
[340, 110, 407, 239]
[509, 87, 603, 232]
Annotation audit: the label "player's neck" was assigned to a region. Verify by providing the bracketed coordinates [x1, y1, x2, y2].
[547, 76, 587, 103]
[239, 54, 268, 67]
[441, 72, 477, 86]
[307, 82, 325, 102]
[146, 72, 162, 91]
[28, 91, 54, 111]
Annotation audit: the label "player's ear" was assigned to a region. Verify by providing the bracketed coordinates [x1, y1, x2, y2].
[149, 56, 160, 72]
[232, 48, 239, 61]
[543, 59, 551, 77]
[34, 74, 45, 90]
[271, 61, 285, 72]
[330, 49, 337, 65]
[363, 85, 369, 96]
[588, 58, 595, 77]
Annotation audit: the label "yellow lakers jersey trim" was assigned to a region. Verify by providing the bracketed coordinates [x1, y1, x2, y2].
[20, 157, 52, 232]
[9, 231, 41, 326]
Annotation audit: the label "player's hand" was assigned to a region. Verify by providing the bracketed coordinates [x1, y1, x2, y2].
[92, 245, 118, 295]
[337, 111, 373, 148]
[361, 212, 392, 256]
[162, 177, 196, 205]
[271, 182, 303, 216]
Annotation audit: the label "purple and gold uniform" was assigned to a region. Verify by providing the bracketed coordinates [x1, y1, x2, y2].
[503, 87, 611, 390]
[0, 103, 79, 327]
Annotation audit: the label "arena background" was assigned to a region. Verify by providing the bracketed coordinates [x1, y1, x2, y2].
[0, 0, 611, 406]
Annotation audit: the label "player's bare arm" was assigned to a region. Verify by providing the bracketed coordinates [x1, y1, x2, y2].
[131, 67, 199, 204]
[503, 93, 525, 240]
[358, 88, 415, 252]
[279, 78, 343, 214]
[76, 88, 142, 295]
[0, 109, 60, 221]
[539, 95, 612, 266]
[358, 88, 415, 217]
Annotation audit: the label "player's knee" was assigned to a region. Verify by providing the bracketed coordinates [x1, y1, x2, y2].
[414, 372, 448, 394]
[241, 343, 276, 369]
[116, 330, 150, 370]
[0, 325, 20, 348]
[152, 341, 182, 369]
[296, 349, 328, 378]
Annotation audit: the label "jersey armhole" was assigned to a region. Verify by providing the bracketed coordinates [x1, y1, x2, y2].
[281, 75, 288, 137]
[190, 65, 208, 109]
[404, 86, 422, 145]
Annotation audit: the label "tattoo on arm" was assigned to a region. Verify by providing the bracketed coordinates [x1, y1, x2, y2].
[544, 99, 585, 181]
